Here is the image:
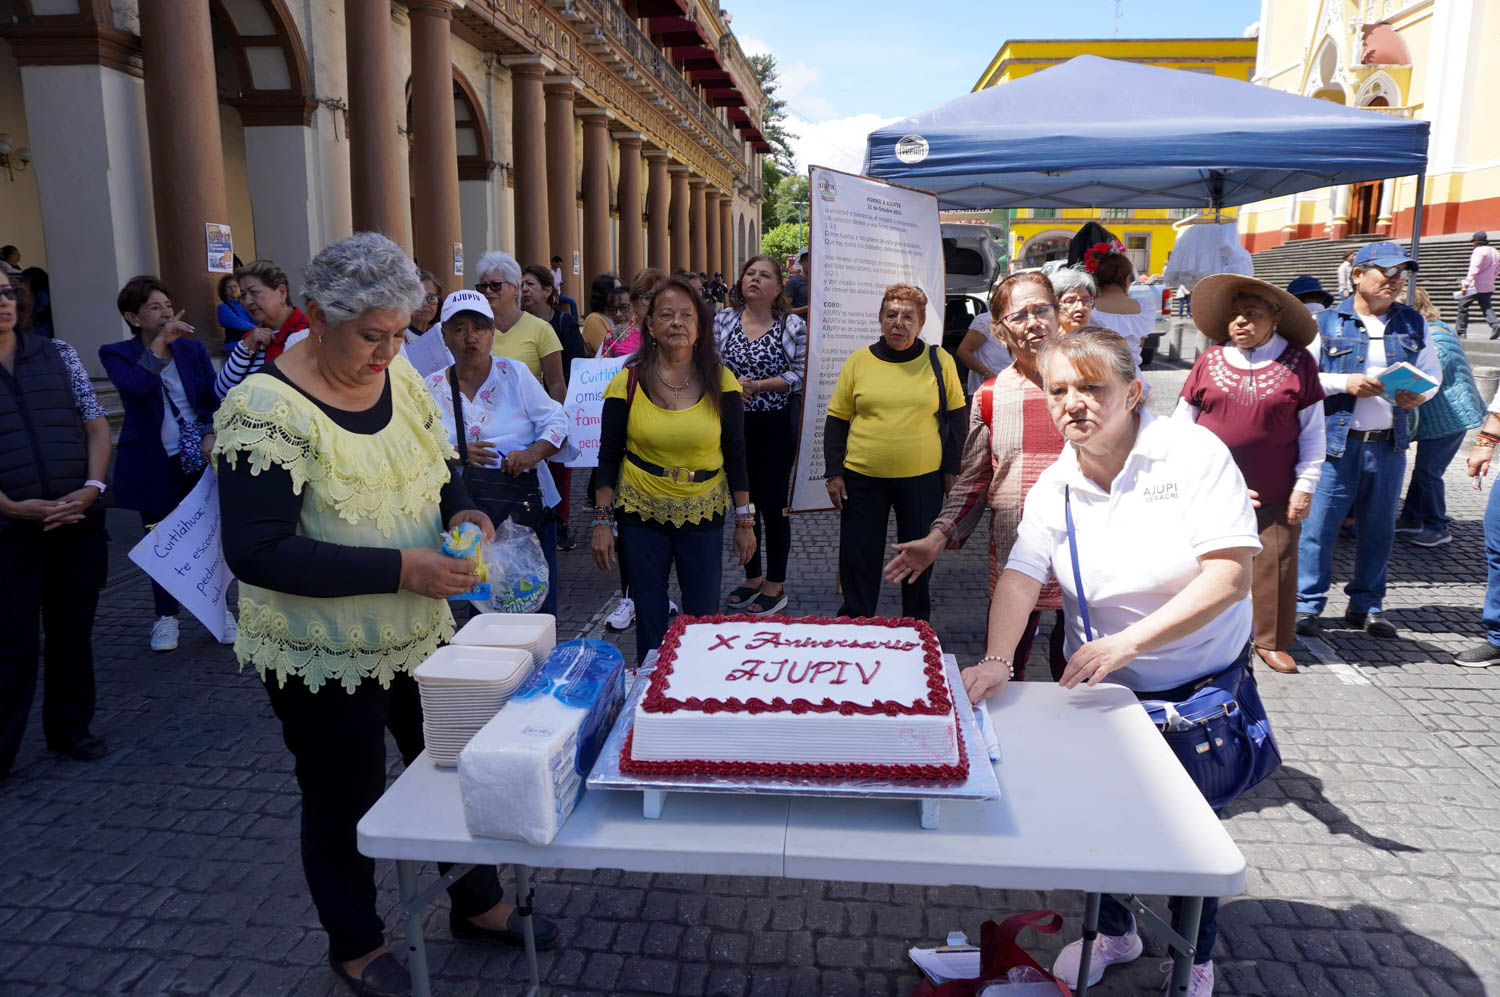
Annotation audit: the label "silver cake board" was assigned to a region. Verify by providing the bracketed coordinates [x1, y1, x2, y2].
[587, 656, 1000, 830]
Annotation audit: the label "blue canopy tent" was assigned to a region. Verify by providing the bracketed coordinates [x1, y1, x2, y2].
[863, 55, 1432, 266]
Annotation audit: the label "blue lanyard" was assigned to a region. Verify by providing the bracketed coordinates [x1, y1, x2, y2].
[1064, 485, 1094, 642]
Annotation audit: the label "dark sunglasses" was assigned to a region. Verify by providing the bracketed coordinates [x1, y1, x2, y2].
[0, 287, 19, 301]
[474, 281, 508, 294]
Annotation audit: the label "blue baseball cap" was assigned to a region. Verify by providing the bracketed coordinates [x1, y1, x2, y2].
[1287, 275, 1334, 306]
[1352, 240, 1418, 272]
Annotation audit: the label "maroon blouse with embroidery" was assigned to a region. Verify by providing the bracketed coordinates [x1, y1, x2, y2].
[1180, 343, 1324, 507]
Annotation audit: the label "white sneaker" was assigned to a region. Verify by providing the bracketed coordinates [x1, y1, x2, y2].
[1053, 917, 1143, 988]
[1161, 959, 1214, 996]
[606, 597, 635, 630]
[150, 616, 180, 652]
[221, 609, 237, 645]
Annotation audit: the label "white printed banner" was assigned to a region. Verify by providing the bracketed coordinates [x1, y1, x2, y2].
[788, 166, 944, 512]
[562, 356, 628, 468]
[128, 472, 232, 641]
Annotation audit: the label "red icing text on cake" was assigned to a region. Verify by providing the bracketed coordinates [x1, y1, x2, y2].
[723, 659, 881, 685]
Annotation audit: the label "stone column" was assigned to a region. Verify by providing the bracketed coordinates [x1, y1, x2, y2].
[689, 178, 708, 274]
[544, 76, 579, 294]
[645, 150, 670, 271]
[1376, 178, 1396, 236]
[139, 1, 232, 343]
[408, 0, 462, 289]
[580, 109, 612, 302]
[719, 196, 734, 279]
[669, 165, 691, 272]
[616, 133, 644, 282]
[506, 58, 549, 274]
[704, 190, 721, 278]
[345, 0, 406, 243]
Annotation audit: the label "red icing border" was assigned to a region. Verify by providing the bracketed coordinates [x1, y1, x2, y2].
[639, 614, 952, 717]
[618, 722, 970, 782]
[621, 614, 968, 781]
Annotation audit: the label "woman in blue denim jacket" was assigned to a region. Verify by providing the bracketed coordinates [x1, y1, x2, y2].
[1396, 287, 1484, 547]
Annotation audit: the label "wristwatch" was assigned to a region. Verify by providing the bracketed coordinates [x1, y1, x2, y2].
[734, 503, 756, 517]
[85, 479, 108, 495]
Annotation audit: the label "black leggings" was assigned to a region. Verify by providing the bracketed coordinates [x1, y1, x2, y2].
[264, 671, 504, 961]
[837, 470, 943, 620]
[743, 406, 795, 585]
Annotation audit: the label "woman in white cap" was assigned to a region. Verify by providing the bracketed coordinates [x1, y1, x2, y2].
[1176, 275, 1325, 673]
[425, 289, 570, 617]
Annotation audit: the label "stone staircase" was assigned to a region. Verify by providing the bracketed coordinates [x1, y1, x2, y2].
[1249, 232, 1500, 366]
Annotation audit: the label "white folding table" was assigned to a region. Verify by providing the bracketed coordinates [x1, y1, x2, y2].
[358, 679, 1245, 997]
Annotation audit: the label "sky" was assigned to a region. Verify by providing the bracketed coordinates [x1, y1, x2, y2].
[731, 0, 1263, 175]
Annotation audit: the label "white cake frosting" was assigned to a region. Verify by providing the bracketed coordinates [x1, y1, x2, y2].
[624, 617, 963, 777]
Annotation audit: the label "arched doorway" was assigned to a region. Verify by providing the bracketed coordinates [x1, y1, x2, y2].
[1348, 95, 1390, 234]
[1018, 230, 1071, 269]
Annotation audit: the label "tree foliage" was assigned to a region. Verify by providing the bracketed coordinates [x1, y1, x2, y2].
[772, 174, 810, 227]
[760, 222, 809, 263]
[749, 53, 797, 173]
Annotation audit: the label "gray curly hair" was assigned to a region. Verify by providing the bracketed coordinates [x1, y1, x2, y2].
[299, 232, 424, 325]
[475, 250, 522, 287]
[1050, 266, 1097, 299]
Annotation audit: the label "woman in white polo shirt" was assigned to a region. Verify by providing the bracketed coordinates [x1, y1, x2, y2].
[961, 326, 1266, 997]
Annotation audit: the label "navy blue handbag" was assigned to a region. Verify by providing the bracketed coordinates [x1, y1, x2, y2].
[1065, 486, 1281, 810]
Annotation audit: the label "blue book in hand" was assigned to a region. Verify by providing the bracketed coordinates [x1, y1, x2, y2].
[1375, 362, 1438, 403]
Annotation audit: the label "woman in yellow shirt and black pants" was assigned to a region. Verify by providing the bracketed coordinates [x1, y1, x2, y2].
[825, 283, 966, 620]
[592, 276, 755, 657]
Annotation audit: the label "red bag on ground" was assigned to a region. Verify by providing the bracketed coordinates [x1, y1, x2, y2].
[909, 911, 1072, 997]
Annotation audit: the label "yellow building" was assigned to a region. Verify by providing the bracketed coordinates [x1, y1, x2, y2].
[970, 37, 1258, 275]
[1240, 1, 1500, 251]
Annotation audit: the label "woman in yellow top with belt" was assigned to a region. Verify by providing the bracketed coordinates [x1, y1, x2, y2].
[215, 234, 556, 997]
[592, 275, 754, 657]
[825, 282, 966, 620]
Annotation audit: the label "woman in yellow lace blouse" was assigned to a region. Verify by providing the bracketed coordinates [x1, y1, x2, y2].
[213, 234, 555, 997]
[591, 275, 755, 658]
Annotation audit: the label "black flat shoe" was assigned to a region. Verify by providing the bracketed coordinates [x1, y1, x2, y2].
[48, 734, 109, 761]
[450, 909, 560, 950]
[1345, 611, 1398, 639]
[725, 585, 759, 609]
[1294, 613, 1322, 637]
[328, 952, 410, 997]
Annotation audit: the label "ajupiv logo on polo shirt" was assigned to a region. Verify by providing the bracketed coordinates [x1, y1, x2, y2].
[1142, 482, 1180, 503]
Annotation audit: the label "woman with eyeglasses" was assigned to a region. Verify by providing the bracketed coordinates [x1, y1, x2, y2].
[885, 272, 1068, 677]
[214, 259, 309, 398]
[1051, 267, 1097, 332]
[405, 270, 443, 343]
[591, 275, 753, 658]
[473, 251, 565, 403]
[826, 282, 966, 621]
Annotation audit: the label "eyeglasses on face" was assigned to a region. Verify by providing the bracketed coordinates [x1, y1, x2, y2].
[1059, 295, 1095, 308]
[1002, 303, 1057, 325]
[0, 286, 19, 302]
[1362, 264, 1410, 279]
[475, 281, 509, 294]
[422, 293, 440, 305]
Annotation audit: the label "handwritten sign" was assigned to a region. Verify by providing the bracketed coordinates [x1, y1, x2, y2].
[561, 357, 627, 468]
[128, 473, 232, 642]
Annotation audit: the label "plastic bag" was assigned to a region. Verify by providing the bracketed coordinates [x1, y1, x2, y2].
[471, 519, 549, 613]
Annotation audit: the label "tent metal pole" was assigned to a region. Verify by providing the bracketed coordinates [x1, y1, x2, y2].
[1408, 172, 1426, 306]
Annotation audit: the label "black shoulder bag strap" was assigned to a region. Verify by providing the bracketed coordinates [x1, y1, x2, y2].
[447, 365, 469, 466]
[928, 344, 951, 464]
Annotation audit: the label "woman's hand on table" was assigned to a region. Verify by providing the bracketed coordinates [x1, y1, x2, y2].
[447, 509, 495, 543]
[885, 529, 944, 584]
[733, 522, 757, 565]
[825, 475, 847, 510]
[1059, 632, 1140, 689]
[591, 524, 615, 571]
[399, 547, 483, 599]
[1286, 490, 1311, 526]
[466, 440, 498, 468]
[961, 660, 1009, 703]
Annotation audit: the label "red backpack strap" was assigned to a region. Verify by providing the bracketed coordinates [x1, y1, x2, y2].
[979, 376, 995, 431]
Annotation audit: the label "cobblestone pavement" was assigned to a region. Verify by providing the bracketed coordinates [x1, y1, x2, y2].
[4, 366, 1500, 995]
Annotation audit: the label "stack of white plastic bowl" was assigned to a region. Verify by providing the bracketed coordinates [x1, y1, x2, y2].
[414, 645, 534, 767]
[450, 612, 556, 670]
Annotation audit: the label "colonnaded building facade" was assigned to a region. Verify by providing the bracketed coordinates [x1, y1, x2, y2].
[0, 0, 769, 374]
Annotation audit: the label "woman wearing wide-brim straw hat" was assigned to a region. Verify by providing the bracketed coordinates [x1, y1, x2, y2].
[1175, 274, 1325, 674]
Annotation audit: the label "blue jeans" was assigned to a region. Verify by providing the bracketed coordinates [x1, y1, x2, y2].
[1483, 483, 1500, 647]
[617, 512, 724, 660]
[1399, 431, 1466, 532]
[1296, 437, 1405, 616]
